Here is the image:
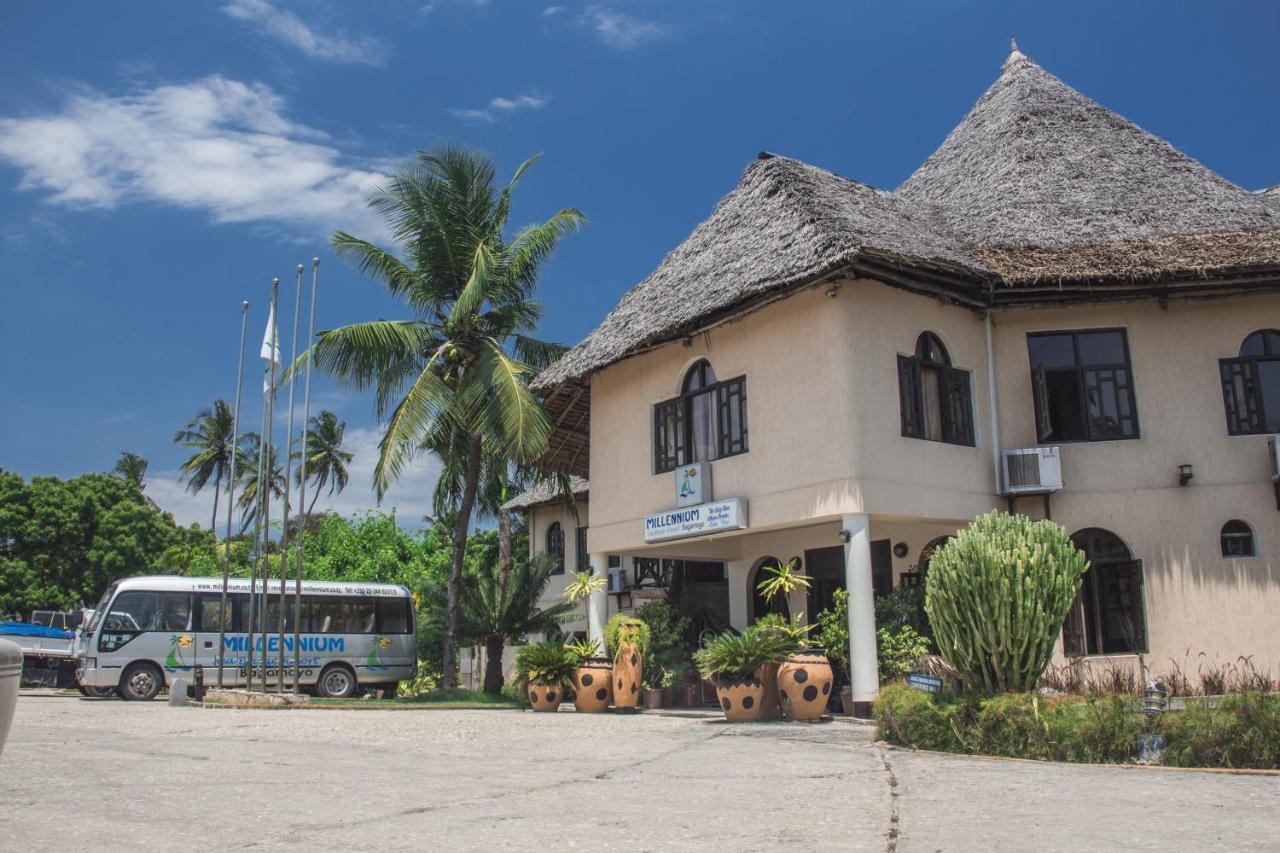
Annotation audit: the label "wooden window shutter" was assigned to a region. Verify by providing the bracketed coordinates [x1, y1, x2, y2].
[1032, 363, 1053, 443]
[1219, 358, 1259, 435]
[943, 366, 975, 446]
[898, 355, 924, 439]
[1061, 592, 1087, 658]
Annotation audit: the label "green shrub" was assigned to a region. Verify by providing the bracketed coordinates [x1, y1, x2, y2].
[875, 683, 969, 752]
[813, 588, 849, 671]
[1159, 692, 1280, 769]
[635, 601, 693, 690]
[877, 625, 930, 681]
[874, 585, 933, 647]
[1048, 694, 1144, 763]
[926, 511, 1088, 693]
[604, 614, 652, 659]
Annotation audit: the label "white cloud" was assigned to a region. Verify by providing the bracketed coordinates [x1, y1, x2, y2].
[451, 92, 548, 124]
[543, 5, 565, 16]
[0, 76, 388, 238]
[222, 0, 387, 65]
[149, 426, 443, 532]
[419, 0, 489, 12]
[581, 5, 667, 49]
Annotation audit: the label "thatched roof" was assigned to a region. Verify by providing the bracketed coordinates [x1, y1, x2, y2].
[501, 476, 588, 512]
[532, 47, 1279, 474]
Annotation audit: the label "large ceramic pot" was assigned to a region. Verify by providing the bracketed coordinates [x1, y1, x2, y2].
[756, 661, 782, 720]
[573, 658, 613, 713]
[527, 680, 565, 712]
[777, 650, 834, 722]
[0, 639, 21, 759]
[715, 675, 765, 722]
[612, 642, 643, 710]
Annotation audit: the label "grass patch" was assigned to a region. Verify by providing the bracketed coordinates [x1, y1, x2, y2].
[875, 683, 1280, 769]
[309, 688, 521, 709]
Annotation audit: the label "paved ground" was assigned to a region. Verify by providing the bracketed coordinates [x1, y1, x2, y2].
[1, 693, 1277, 852]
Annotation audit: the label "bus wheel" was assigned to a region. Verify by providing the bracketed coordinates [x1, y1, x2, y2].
[78, 685, 117, 699]
[119, 663, 163, 701]
[316, 665, 356, 699]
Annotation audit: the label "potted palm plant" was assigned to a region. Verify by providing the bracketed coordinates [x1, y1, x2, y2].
[754, 558, 814, 720]
[605, 614, 651, 711]
[694, 626, 794, 722]
[514, 641, 577, 712]
[753, 613, 811, 719]
[565, 637, 612, 713]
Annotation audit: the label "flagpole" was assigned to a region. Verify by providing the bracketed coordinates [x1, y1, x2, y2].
[243, 354, 268, 689]
[293, 257, 319, 693]
[217, 300, 249, 689]
[277, 264, 304, 693]
[260, 278, 280, 692]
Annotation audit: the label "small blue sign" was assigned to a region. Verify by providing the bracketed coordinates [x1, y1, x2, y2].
[905, 672, 943, 692]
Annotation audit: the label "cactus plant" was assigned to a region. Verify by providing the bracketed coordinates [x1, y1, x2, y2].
[924, 511, 1088, 694]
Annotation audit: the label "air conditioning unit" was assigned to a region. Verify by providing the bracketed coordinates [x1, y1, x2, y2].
[1268, 435, 1280, 481]
[607, 566, 626, 594]
[1001, 447, 1063, 495]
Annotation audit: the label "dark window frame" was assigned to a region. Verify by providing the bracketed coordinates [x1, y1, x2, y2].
[575, 526, 589, 572]
[545, 521, 565, 575]
[1220, 520, 1257, 558]
[898, 333, 974, 447]
[1219, 329, 1280, 436]
[1062, 528, 1147, 657]
[653, 360, 748, 474]
[1027, 328, 1140, 444]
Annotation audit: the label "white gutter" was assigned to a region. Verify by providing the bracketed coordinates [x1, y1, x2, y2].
[985, 313, 1002, 495]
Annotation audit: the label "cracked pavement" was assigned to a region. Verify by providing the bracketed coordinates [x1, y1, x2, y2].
[2, 694, 1276, 851]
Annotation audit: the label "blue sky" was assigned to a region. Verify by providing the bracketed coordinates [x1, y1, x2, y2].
[1, 0, 1276, 527]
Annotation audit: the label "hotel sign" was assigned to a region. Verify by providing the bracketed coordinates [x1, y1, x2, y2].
[676, 462, 708, 507]
[643, 498, 748, 543]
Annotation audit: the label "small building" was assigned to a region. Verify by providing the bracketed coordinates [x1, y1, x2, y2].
[509, 45, 1280, 703]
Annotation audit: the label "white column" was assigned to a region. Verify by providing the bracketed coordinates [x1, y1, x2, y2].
[588, 553, 608, 647]
[843, 513, 879, 704]
[726, 559, 751, 630]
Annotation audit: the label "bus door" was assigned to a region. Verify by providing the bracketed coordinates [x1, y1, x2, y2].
[196, 593, 244, 687]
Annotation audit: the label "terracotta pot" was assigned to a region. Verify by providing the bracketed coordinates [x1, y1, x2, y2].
[756, 661, 782, 720]
[777, 651, 833, 722]
[715, 676, 765, 722]
[612, 642, 643, 710]
[840, 686, 854, 717]
[573, 658, 613, 713]
[644, 689, 663, 710]
[527, 680, 564, 712]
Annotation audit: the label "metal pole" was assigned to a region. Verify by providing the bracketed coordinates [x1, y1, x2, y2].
[217, 301, 249, 689]
[244, 323, 269, 690]
[261, 278, 279, 693]
[293, 257, 319, 693]
[277, 265, 304, 693]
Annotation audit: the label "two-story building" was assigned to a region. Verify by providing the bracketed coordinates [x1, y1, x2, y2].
[507, 45, 1280, 708]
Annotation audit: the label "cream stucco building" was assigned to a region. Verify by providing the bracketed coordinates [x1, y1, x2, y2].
[507, 45, 1280, 707]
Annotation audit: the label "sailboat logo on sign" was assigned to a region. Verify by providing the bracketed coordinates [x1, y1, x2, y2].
[676, 462, 708, 507]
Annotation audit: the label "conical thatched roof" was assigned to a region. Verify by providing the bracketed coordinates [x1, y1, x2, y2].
[501, 476, 588, 512]
[533, 45, 1280, 416]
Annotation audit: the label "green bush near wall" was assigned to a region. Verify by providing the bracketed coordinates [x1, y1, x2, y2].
[875, 684, 1280, 769]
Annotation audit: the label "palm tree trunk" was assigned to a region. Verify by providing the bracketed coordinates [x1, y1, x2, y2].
[441, 433, 483, 689]
[482, 633, 506, 695]
[307, 483, 321, 518]
[210, 474, 221, 534]
[498, 509, 512, 598]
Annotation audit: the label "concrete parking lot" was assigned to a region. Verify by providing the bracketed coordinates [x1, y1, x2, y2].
[1, 693, 1277, 852]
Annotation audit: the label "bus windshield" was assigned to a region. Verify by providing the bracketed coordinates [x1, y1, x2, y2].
[84, 583, 116, 635]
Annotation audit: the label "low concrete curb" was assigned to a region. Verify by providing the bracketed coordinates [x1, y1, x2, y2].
[877, 741, 1280, 777]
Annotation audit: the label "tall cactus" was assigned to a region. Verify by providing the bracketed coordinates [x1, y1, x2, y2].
[924, 511, 1088, 694]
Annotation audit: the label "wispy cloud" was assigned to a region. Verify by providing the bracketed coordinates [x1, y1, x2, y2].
[0, 76, 387, 238]
[581, 5, 667, 49]
[543, 5, 565, 16]
[419, 0, 489, 13]
[222, 0, 387, 65]
[451, 92, 549, 124]
[148, 426, 443, 531]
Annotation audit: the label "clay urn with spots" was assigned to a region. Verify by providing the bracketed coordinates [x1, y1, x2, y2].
[527, 681, 565, 712]
[573, 658, 613, 713]
[777, 650, 834, 722]
[611, 642, 644, 710]
[714, 675, 766, 722]
[514, 640, 578, 713]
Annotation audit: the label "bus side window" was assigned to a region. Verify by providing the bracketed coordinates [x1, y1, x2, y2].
[346, 600, 376, 634]
[105, 592, 158, 632]
[157, 593, 193, 632]
[198, 595, 237, 632]
[377, 599, 409, 634]
[312, 599, 342, 634]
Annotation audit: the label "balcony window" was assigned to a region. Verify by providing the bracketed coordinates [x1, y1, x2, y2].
[653, 360, 748, 473]
[1028, 329, 1139, 443]
[1220, 329, 1280, 435]
[898, 332, 974, 446]
[545, 522, 565, 575]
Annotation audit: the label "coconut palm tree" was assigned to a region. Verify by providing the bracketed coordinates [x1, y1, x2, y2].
[174, 400, 237, 531]
[294, 410, 354, 517]
[235, 435, 287, 532]
[303, 146, 583, 686]
[112, 451, 149, 491]
[461, 552, 574, 695]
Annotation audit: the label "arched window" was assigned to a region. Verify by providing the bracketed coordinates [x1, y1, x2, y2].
[1220, 329, 1280, 435]
[898, 332, 974, 446]
[916, 535, 953, 580]
[545, 522, 565, 575]
[1221, 520, 1257, 558]
[653, 360, 748, 473]
[749, 556, 790, 623]
[1062, 528, 1146, 657]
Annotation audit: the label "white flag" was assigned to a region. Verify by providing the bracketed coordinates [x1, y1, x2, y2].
[261, 300, 281, 395]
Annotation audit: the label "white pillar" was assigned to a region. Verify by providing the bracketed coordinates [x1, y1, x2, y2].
[588, 553, 608, 647]
[727, 559, 751, 630]
[843, 513, 879, 704]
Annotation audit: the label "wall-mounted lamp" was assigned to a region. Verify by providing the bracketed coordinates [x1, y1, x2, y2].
[825, 283, 841, 298]
[1177, 463, 1194, 487]
[892, 542, 910, 559]
[838, 529, 852, 543]
[682, 336, 693, 348]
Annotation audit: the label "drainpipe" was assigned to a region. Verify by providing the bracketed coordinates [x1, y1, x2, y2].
[985, 313, 1002, 496]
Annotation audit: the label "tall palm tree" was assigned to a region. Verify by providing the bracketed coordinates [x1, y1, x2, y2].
[293, 410, 354, 517]
[174, 400, 237, 531]
[236, 435, 287, 532]
[304, 146, 583, 686]
[461, 552, 574, 695]
[112, 451, 149, 491]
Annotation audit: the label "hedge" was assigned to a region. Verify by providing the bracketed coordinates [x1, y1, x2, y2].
[875, 683, 1280, 769]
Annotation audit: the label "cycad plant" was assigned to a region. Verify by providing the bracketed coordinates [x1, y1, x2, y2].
[461, 552, 573, 695]
[694, 626, 795, 684]
[513, 640, 578, 690]
[304, 146, 584, 686]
